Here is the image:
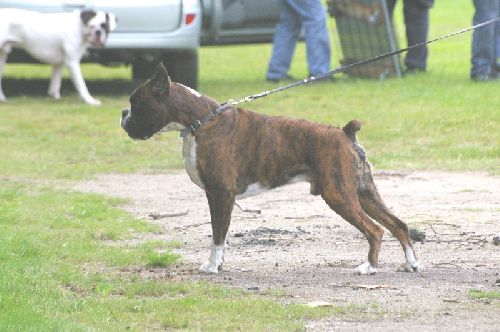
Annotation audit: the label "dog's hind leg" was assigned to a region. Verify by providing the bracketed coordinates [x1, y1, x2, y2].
[48, 63, 63, 100]
[358, 167, 420, 272]
[321, 184, 384, 275]
[200, 189, 235, 273]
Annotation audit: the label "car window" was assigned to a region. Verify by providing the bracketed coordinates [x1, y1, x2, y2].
[0, 0, 64, 12]
[221, 0, 280, 28]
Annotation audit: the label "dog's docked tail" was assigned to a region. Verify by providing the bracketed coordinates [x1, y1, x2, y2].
[343, 120, 361, 142]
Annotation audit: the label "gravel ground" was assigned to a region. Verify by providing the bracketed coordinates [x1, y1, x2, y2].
[75, 170, 500, 331]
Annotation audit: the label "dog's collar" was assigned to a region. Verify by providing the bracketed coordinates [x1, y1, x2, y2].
[180, 102, 232, 137]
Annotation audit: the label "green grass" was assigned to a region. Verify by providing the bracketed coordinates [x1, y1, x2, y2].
[0, 97, 183, 180]
[469, 289, 500, 300]
[1, 3, 498, 178]
[0, 1, 499, 330]
[0, 181, 343, 330]
[0, 182, 178, 267]
[142, 240, 182, 267]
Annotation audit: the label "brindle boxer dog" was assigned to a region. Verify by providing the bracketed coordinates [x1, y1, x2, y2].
[121, 63, 420, 275]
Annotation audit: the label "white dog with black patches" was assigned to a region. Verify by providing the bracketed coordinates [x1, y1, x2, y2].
[0, 8, 117, 105]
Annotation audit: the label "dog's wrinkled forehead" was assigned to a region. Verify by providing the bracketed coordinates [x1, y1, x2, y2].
[129, 83, 153, 114]
[129, 86, 143, 109]
[126, 63, 171, 126]
[129, 84, 155, 110]
[131, 63, 171, 108]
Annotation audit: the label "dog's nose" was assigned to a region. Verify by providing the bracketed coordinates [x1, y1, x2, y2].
[121, 109, 129, 119]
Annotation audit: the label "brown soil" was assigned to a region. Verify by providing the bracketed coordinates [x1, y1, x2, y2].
[74, 170, 500, 331]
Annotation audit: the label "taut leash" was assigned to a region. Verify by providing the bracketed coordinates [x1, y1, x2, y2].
[180, 17, 500, 138]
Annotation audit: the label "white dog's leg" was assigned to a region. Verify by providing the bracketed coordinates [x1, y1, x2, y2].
[0, 50, 7, 102]
[48, 63, 63, 100]
[66, 61, 101, 106]
[199, 240, 226, 274]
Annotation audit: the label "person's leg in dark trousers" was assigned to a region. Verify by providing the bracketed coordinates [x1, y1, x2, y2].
[496, 5, 500, 71]
[266, 0, 302, 81]
[403, 0, 433, 71]
[386, 0, 433, 72]
[496, 6, 500, 71]
[471, 0, 498, 79]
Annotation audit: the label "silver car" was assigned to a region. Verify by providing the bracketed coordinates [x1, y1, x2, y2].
[0, 0, 281, 88]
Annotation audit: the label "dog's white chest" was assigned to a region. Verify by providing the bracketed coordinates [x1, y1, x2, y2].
[182, 135, 205, 189]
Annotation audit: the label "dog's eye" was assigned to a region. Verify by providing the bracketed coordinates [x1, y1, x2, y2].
[100, 23, 108, 30]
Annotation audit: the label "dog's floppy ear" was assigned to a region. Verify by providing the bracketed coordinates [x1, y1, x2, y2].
[150, 62, 171, 97]
[81, 10, 97, 25]
[105, 13, 118, 32]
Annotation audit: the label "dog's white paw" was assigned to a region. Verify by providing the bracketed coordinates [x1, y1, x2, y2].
[85, 97, 102, 106]
[48, 91, 61, 100]
[397, 261, 420, 273]
[199, 261, 221, 274]
[356, 262, 377, 275]
[400, 246, 420, 272]
[199, 243, 225, 274]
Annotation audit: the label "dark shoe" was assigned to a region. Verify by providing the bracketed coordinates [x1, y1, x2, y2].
[404, 67, 425, 75]
[266, 75, 296, 83]
[471, 73, 498, 81]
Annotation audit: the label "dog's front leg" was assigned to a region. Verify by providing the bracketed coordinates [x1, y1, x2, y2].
[48, 64, 63, 100]
[66, 60, 101, 106]
[199, 189, 235, 274]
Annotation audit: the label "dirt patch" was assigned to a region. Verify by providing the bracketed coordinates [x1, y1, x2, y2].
[74, 171, 500, 331]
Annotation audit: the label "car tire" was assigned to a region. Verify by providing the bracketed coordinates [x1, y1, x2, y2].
[132, 61, 155, 85]
[162, 50, 199, 90]
[131, 50, 199, 89]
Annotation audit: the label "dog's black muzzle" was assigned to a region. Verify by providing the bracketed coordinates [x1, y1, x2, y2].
[121, 108, 129, 121]
[121, 109, 151, 140]
[120, 109, 130, 131]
